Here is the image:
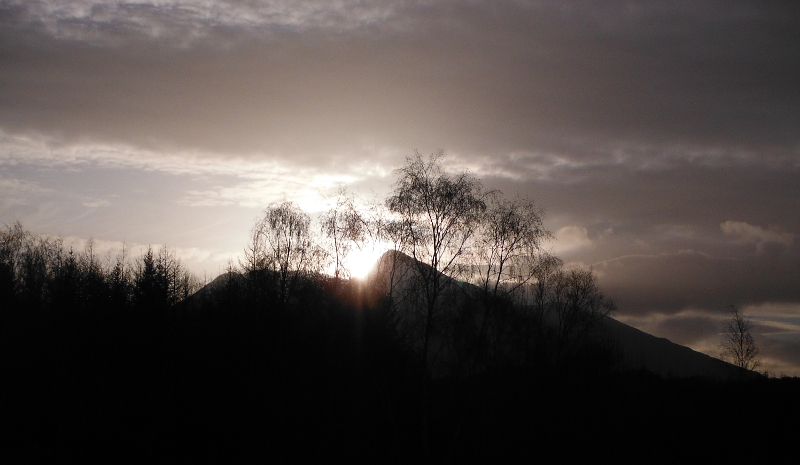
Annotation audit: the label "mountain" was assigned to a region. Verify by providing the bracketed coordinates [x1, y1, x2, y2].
[186, 250, 748, 380]
[601, 315, 739, 379]
[367, 250, 747, 380]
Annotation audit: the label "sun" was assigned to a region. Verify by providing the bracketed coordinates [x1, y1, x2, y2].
[344, 243, 388, 280]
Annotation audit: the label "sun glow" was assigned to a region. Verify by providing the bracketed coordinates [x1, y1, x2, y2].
[343, 242, 390, 280]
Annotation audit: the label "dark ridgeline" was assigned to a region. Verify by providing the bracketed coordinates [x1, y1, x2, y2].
[1, 153, 797, 463]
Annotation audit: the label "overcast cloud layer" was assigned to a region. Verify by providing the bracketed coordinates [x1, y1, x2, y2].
[2, 0, 799, 375]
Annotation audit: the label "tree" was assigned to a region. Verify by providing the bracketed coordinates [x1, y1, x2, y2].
[108, 245, 131, 310]
[132, 245, 196, 312]
[134, 246, 168, 311]
[248, 200, 326, 305]
[385, 150, 488, 369]
[321, 188, 369, 284]
[719, 305, 761, 373]
[471, 196, 551, 297]
[384, 150, 488, 458]
[441, 195, 555, 375]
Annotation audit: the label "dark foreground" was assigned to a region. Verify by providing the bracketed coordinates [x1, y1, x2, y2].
[3, 279, 798, 463]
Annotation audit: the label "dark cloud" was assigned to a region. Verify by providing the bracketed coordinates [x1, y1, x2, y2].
[488, 161, 800, 259]
[2, 1, 799, 163]
[650, 313, 721, 348]
[595, 246, 800, 315]
[761, 335, 800, 376]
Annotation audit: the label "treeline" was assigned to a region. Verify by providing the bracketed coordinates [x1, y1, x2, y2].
[0, 218, 414, 462]
[0, 221, 200, 314]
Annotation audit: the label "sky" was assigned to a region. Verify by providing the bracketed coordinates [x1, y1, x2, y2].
[2, 0, 799, 376]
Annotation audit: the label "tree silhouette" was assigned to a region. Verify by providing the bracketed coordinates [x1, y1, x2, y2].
[247, 200, 326, 306]
[134, 246, 168, 311]
[472, 195, 552, 299]
[321, 187, 369, 285]
[385, 150, 488, 367]
[464, 195, 555, 371]
[719, 304, 761, 374]
[108, 245, 131, 311]
[383, 150, 490, 458]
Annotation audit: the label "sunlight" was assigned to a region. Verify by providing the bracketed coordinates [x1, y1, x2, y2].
[344, 242, 389, 280]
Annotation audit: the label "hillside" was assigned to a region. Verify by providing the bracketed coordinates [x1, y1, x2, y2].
[602, 316, 740, 379]
[368, 249, 746, 380]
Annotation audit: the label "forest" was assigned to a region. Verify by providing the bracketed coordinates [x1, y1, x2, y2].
[2, 153, 797, 463]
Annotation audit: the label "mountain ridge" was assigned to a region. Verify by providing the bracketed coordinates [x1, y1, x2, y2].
[365, 249, 749, 380]
[189, 249, 751, 380]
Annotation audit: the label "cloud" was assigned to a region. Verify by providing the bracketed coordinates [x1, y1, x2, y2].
[743, 302, 800, 318]
[721, 220, 794, 251]
[0, 176, 56, 214]
[552, 226, 592, 253]
[595, 246, 800, 317]
[757, 339, 800, 377]
[0, 131, 390, 200]
[7, 0, 403, 42]
[615, 309, 721, 348]
[82, 198, 111, 208]
[3, 1, 800, 165]
[0, 176, 53, 197]
[0, 130, 274, 176]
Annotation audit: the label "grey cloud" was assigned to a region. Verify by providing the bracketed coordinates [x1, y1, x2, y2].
[2, 1, 799, 165]
[649, 313, 721, 348]
[6, 0, 404, 38]
[478, 157, 800, 330]
[487, 161, 800, 244]
[595, 245, 800, 316]
[0, 176, 54, 213]
[760, 336, 800, 377]
[81, 197, 111, 208]
[721, 220, 794, 251]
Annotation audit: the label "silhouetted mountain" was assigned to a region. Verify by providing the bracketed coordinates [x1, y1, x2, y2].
[367, 249, 749, 380]
[601, 316, 744, 379]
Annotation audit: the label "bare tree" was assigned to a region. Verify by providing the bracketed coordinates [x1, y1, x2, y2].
[719, 305, 761, 373]
[321, 187, 369, 284]
[441, 196, 556, 376]
[385, 150, 488, 369]
[553, 268, 615, 352]
[384, 150, 488, 458]
[248, 200, 326, 305]
[471, 196, 552, 300]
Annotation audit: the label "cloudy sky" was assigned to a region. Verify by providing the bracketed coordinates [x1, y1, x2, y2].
[2, 0, 799, 375]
